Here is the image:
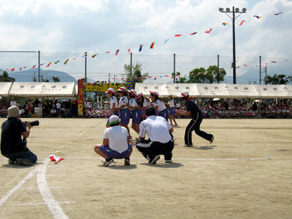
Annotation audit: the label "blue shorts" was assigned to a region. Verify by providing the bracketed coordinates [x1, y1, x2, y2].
[170, 107, 176, 115]
[120, 108, 130, 125]
[99, 144, 131, 159]
[131, 109, 141, 124]
[159, 109, 169, 121]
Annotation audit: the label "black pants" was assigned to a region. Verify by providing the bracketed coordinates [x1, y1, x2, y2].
[185, 112, 213, 145]
[2, 149, 38, 163]
[136, 140, 174, 160]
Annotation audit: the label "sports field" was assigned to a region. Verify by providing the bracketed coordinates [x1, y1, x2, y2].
[0, 118, 292, 219]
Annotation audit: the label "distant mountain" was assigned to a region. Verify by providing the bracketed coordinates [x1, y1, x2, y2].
[7, 69, 77, 82]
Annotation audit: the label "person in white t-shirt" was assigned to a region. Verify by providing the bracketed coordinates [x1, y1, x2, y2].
[105, 88, 119, 117]
[10, 97, 17, 106]
[128, 89, 141, 134]
[150, 91, 169, 121]
[167, 95, 178, 126]
[94, 115, 132, 166]
[136, 107, 174, 164]
[56, 101, 61, 116]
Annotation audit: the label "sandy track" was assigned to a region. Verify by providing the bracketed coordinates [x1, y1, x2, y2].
[1, 118, 292, 219]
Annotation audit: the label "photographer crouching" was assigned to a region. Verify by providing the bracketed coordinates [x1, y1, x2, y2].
[1, 105, 38, 166]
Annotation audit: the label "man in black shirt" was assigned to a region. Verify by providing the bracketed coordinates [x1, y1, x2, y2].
[1, 106, 37, 166]
[177, 91, 214, 147]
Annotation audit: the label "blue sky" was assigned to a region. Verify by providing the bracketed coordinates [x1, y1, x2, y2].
[0, 0, 291, 83]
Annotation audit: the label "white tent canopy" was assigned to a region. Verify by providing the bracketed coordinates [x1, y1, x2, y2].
[9, 82, 76, 97]
[0, 82, 12, 97]
[135, 83, 292, 99]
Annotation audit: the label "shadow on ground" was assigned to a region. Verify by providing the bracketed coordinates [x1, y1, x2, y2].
[140, 162, 183, 168]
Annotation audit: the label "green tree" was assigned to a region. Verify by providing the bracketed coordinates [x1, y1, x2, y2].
[124, 63, 148, 87]
[208, 65, 226, 84]
[40, 75, 49, 82]
[188, 67, 214, 83]
[265, 74, 291, 85]
[1, 71, 9, 82]
[52, 76, 60, 82]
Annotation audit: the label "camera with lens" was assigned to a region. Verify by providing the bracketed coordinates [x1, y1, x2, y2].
[23, 120, 40, 127]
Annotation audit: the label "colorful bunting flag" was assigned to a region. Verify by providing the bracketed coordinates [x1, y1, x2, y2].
[139, 44, 143, 52]
[222, 23, 228, 26]
[254, 15, 262, 19]
[115, 49, 119, 56]
[190, 32, 197, 35]
[32, 65, 36, 68]
[271, 61, 277, 63]
[150, 42, 155, 49]
[128, 48, 131, 54]
[239, 20, 246, 26]
[105, 51, 110, 54]
[64, 59, 69, 65]
[175, 34, 182, 37]
[47, 62, 52, 67]
[211, 70, 215, 74]
[19, 67, 22, 71]
[205, 28, 212, 33]
[274, 12, 282, 16]
[244, 64, 248, 67]
[204, 71, 208, 75]
[92, 54, 98, 58]
[54, 60, 60, 64]
[164, 38, 169, 44]
[11, 68, 15, 72]
[197, 72, 201, 76]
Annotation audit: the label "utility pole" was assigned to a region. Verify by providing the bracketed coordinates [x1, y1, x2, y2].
[173, 53, 176, 83]
[264, 66, 268, 84]
[259, 56, 262, 84]
[108, 73, 111, 83]
[219, 7, 247, 84]
[130, 52, 133, 78]
[38, 51, 40, 82]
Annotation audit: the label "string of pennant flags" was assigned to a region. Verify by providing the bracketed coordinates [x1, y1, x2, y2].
[4, 11, 287, 78]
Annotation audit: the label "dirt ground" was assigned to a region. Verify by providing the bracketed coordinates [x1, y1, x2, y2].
[0, 118, 292, 219]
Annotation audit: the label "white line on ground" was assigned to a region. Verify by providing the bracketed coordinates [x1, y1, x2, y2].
[37, 158, 69, 219]
[15, 201, 76, 206]
[64, 157, 271, 161]
[21, 186, 71, 189]
[0, 162, 43, 207]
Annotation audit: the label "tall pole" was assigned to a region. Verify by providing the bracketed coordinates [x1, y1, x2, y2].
[232, 6, 236, 84]
[130, 52, 133, 78]
[219, 7, 246, 84]
[38, 51, 40, 82]
[217, 54, 220, 68]
[259, 56, 262, 84]
[85, 52, 87, 83]
[173, 53, 176, 83]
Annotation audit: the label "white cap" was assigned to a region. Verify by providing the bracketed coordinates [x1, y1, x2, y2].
[150, 91, 159, 97]
[135, 92, 143, 99]
[106, 88, 116, 95]
[108, 115, 120, 126]
[177, 91, 189, 98]
[117, 87, 128, 92]
[7, 105, 21, 118]
[129, 89, 137, 97]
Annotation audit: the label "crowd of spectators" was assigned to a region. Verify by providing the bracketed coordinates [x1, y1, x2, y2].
[0, 97, 291, 119]
[0, 98, 79, 118]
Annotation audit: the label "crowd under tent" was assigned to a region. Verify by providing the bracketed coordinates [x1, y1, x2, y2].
[0, 82, 13, 97]
[8, 82, 76, 98]
[135, 83, 292, 99]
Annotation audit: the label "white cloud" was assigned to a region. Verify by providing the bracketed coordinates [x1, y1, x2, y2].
[0, 0, 291, 83]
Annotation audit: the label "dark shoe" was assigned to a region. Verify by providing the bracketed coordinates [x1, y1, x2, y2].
[16, 158, 33, 166]
[184, 144, 193, 147]
[8, 159, 15, 164]
[124, 158, 130, 166]
[210, 136, 214, 144]
[103, 158, 114, 167]
[149, 155, 160, 164]
[165, 160, 172, 163]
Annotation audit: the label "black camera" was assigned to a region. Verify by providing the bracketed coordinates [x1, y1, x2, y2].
[24, 120, 39, 127]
